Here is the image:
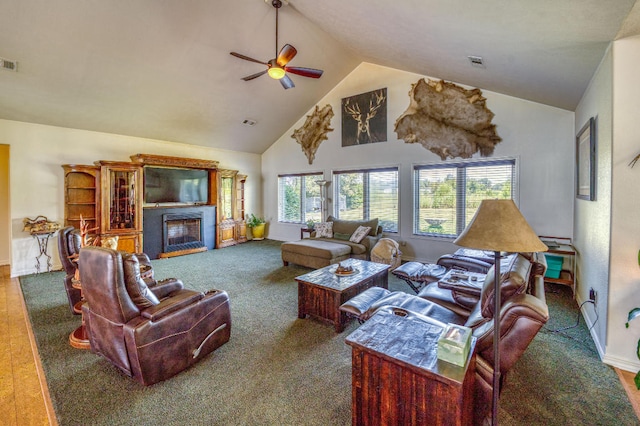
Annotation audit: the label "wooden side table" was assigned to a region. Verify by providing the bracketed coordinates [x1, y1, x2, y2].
[346, 309, 476, 425]
[300, 227, 313, 239]
[539, 236, 576, 294]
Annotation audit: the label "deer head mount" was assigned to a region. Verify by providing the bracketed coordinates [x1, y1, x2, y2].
[341, 89, 387, 146]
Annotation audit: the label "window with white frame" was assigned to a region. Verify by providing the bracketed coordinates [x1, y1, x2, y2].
[278, 173, 324, 224]
[333, 167, 398, 232]
[414, 159, 516, 237]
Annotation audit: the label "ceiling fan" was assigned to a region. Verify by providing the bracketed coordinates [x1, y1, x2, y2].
[230, 0, 323, 90]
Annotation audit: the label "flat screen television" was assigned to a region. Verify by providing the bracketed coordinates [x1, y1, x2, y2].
[144, 167, 209, 205]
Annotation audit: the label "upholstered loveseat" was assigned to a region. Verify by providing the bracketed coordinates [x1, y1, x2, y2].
[282, 216, 383, 269]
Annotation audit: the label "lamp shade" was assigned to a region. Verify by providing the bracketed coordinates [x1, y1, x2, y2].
[454, 199, 548, 253]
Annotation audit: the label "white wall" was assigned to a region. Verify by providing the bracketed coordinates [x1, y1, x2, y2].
[0, 119, 262, 277]
[574, 46, 613, 358]
[263, 63, 575, 263]
[603, 35, 640, 372]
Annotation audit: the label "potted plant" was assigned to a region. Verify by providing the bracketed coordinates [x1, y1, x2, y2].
[247, 214, 266, 240]
[306, 218, 316, 230]
[625, 249, 640, 388]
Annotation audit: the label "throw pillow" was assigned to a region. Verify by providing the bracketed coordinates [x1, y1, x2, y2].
[314, 221, 333, 238]
[350, 226, 372, 243]
[333, 232, 351, 241]
[123, 253, 160, 309]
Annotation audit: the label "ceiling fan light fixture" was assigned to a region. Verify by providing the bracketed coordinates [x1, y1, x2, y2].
[230, 0, 322, 89]
[267, 60, 286, 79]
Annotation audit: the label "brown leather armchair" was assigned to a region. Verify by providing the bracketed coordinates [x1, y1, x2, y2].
[79, 246, 232, 386]
[59, 226, 162, 314]
[58, 226, 82, 314]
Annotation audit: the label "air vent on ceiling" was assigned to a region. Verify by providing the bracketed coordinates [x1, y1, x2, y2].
[467, 55, 485, 68]
[242, 118, 257, 126]
[0, 57, 18, 72]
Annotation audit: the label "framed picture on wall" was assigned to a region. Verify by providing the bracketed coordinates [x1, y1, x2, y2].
[341, 88, 387, 146]
[576, 117, 596, 201]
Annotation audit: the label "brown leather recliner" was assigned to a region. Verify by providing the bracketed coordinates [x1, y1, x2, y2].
[58, 226, 82, 314]
[79, 246, 232, 386]
[58, 226, 160, 315]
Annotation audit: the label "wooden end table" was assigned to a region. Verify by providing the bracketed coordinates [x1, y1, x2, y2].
[295, 258, 390, 332]
[346, 308, 476, 425]
[300, 227, 314, 239]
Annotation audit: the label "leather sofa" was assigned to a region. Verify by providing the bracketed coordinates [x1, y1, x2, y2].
[79, 246, 232, 385]
[340, 252, 549, 424]
[282, 216, 383, 268]
[391, 252, 495, 293]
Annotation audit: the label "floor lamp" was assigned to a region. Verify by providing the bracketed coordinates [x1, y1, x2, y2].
[316, 180, 329, 222]
[453, 199, 547, 425]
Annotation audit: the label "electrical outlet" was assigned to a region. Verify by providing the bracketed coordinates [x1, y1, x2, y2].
[589, 288, 597, 308]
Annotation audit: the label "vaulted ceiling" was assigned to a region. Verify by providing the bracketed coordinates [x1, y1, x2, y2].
[0, 0, 638, 154]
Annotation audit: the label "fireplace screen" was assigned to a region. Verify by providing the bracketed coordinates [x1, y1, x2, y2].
[163, 213, 205, 253]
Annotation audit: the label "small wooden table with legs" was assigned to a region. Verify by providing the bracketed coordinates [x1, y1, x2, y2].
[295, 259, 389, 332]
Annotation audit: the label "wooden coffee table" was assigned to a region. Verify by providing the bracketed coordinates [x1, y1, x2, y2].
[295, 258, 390, 332]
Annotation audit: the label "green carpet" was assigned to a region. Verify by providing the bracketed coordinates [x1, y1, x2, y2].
[19, 240, 638, 425]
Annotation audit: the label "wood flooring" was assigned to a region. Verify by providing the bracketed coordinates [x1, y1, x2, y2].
[1, 263, 638, 424]
[0, 265, 55, 425]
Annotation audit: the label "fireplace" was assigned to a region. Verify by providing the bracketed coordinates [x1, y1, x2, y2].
[163, 212, 205, 254]
[143, 206, 215, 259]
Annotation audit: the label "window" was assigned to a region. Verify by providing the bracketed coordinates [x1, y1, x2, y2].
[414, 159, 516, 237]
[333, 167, 398, 232]
[278, 173, 324, 223]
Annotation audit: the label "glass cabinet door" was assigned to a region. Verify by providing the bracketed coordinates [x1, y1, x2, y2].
[106, 167, 140, 231]
[236, 174, 246, 221]
[221, 176, 234, 220]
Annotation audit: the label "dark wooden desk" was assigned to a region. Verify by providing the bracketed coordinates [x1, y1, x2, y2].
[345, 309, 476, 425]
[295, 259, 389, 332]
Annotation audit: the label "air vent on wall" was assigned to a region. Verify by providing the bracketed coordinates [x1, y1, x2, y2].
[467, 55, 485, 68]
[0, 57, 18, 72]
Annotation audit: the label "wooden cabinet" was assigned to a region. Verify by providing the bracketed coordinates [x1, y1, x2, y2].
[216, 170, 247, 247]
[235, 220, 247, 243]
[63, 154, 247, 255]
[62, 165, 101, 232]
[96, 161, 143, 253]
[236, 174, 247, 243]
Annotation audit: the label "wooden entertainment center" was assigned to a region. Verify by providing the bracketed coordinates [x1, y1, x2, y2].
[62, 153, 248, 256]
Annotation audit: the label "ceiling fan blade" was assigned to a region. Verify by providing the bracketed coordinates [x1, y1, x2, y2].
[230, 52, 268, 65]
[276, 44, 297, 67]
[280, 74, 295, 90]
[242, 70, 268, 81]
[285, 66, 324, 79]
